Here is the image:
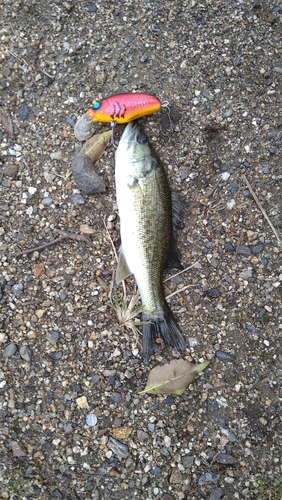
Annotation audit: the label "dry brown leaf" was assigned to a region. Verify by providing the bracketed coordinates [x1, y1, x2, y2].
[1, 113, 14, 138]
[11, 441, 26, 457]
[34, 262, 45, 278]
[44, 172, 56, 183]
[80, 130, 112, 162]
[140, 359, 210, 395]
[112, 426, 132, 439]
[80, 224, 95, 234]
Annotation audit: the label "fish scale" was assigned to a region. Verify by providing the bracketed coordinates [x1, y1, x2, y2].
[115, 121, 186, 361]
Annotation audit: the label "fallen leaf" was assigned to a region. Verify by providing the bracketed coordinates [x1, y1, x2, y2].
[34, 262, 45, 278]
[1, 113, 15, 138]
[139, 359, 210, 395]
[80, 224, 95, 234]
[112, 426, 132, 439]
[80, 130, 112, 162]
[44, 172, 56, 183]
[11, 441, 26, 457]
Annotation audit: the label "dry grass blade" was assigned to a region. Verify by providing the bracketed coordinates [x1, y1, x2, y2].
[104, 218, 143, 338]
[243, 174, 282, 247]
[164, 260, 200, 283]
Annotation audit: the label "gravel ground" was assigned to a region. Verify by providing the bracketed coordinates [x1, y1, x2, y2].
[1, 1, 282, 499]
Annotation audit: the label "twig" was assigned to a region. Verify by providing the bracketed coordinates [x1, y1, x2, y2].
[164, 260, 200, 283]
[206, 179, 220, 199]
[54, 229, 93, 245]
[242, 174, 282, 247]
[166, 283, 198, 300]
[9, 230, 93, 257]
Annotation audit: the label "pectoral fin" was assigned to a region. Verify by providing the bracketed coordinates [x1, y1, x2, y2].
[116, 247, 133, 283]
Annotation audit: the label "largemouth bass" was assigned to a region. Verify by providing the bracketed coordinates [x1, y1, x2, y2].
[115, 121, 186, 361]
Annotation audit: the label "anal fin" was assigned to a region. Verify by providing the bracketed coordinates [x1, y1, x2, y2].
[116, 247, 133, 284]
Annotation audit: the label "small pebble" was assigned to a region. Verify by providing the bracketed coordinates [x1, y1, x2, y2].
[198, 471, 218, 486]
[223, 109, 233, 118]
[86, 413, 98, 427]
[251, 243, 264, 254]
[209, 488, 224, 500]
[47, 330, 59, 344]
[65, 116, 76, 127]
[108, 437, 129, 459]
[49, 351, 63, 360]
[213, 453, 237, 464]
[239, 269, 252, 279]
[3, 342, 17, 358]
[68, 193, 85, 205]
[19, 345, 32, 362]
[236, 245, 251, 257]
[41, 197, 53, 206]
[204, 288, 221, 299]
[74, 114, 94, 141]
[19, 103, 31, 120]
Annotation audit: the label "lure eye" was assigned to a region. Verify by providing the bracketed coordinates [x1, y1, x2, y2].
[137, 134, 148, 145]
[92, 101, 101, 110]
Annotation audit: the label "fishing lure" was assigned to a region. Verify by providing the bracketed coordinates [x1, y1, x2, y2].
[87, 93, 162, 124]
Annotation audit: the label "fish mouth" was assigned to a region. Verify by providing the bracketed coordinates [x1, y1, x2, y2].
[121, 120, 142, 143]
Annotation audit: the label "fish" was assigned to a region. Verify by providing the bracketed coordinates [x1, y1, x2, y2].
[115, 121, 186, 361]
[88, 93, 161, 124]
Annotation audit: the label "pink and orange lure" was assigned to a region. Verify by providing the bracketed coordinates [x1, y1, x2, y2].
[87, 92, 161, 124]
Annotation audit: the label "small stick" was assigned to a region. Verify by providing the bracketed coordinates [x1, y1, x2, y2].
[166, 283, 198, 300]
[0, 167, 5, 183]
[9, 230, 93, 257]
[242, 174, 282, 246]
[206, 179, 220, 199]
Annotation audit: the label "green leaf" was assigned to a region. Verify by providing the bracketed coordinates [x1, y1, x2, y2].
[139, 359, 210, 395]
[80, 130, 112, 162]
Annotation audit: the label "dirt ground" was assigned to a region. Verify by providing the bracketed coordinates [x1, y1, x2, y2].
[0, 1, 281, 499]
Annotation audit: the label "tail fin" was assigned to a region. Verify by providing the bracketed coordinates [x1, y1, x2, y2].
[142, 307, 186, 362]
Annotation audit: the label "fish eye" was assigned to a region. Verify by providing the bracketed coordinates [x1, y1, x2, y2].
[137, 134, 148, 145]
[92, 101, 101, 110]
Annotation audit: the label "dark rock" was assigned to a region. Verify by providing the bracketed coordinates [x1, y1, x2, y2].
[203, 288, 221, 299]
[19, 103, 31, 120]
[71, 153, 106, 194]
[251, 243, 264, 254]
[88, 5, 98, 12]
[215, 350, 236, 362]
[65, 116, 76, 127]
[225, 243, 235, 253]
[213, 452, 237, 464]
[236, 245, 251, 257]
[49, 351, 63, 360]
[111, 392, 121, 404]
[151, 466, 162, 476]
